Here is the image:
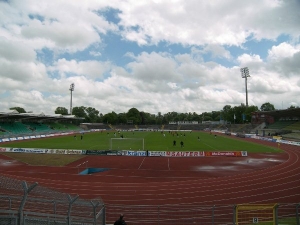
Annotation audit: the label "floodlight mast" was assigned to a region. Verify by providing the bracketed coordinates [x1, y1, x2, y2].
[240, 67, 250, 107]
[69, 83, 75, 115]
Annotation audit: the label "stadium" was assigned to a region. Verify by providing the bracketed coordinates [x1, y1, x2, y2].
[0, 109, 300, 225]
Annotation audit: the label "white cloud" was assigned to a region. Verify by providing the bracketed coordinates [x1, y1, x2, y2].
[50, 58, 112, 79]
[237, 54, 263, 65]
[0, 37, 36, 62]
[0, 0, 300, 115]
[113, 0, 300, 46]
[267, 43, 300, 77]
[202, 44, 231, 59]
[268, 42, 300, 60]
[0, 0, 118, 53]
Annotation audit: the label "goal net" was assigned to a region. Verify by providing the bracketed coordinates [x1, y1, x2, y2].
[110, 138, 144, 150]
[235, 204, 278, 225]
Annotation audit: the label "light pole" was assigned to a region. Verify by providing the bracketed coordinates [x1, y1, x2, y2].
[240, 67, 250, 107]
[69, 83, 75, 115]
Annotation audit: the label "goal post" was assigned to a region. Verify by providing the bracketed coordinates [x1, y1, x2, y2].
[110, 138, 144, 150]
[235, 204, 278, 225]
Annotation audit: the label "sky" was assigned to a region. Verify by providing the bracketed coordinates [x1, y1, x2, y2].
[0, 0, 300, 115]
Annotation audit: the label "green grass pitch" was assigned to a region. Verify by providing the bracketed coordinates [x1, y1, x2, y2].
[0, 131, 282, 153]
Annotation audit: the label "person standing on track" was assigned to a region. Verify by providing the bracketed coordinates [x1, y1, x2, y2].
[114, 214, 127, 225]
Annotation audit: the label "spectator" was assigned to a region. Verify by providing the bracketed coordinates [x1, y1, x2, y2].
[114, 214, 127, 225]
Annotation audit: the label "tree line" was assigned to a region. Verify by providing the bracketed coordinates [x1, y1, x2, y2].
[9, 102, 298, 125]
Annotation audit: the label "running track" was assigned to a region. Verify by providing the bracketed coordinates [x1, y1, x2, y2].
[1, 137, 300, 223]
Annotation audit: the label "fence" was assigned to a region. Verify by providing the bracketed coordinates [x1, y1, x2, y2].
[1, 175, 300, 225]
[0, 176, 105, 225]
[105, 203, 300, 225]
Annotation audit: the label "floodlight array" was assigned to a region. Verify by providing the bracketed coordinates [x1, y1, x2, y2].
[240, 67, 250, 78]
[69, 83, 75, 91]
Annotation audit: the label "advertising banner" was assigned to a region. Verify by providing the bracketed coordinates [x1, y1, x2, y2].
[85, 150, 121, 155]
[148, 151, 166, 157]
[44, 149, 83, 154]
[205, 151, 247, 157]
[6, 148, 46, 153]
[278, 140, 300, 146]
[123, 150, 147, 156]
[166, 151, 205, 157]
[1, 138, 10, 142]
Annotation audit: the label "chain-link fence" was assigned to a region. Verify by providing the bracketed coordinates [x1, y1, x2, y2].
[0, 176, 105, 225]
[1, 175, 299, 225]
[105, 203, 300, 225]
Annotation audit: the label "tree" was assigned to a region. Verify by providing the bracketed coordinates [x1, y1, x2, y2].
[201, 112, 212, 122]
[222, 105, 232, 122]
[85, 107, 100, 122]
[245, 105, 259, 122]
[126, 108, 141, 124]
[102, 111, 118, 124]
[72, 106, 87, 118]
[55, 107, 68, 115]
[117, 113, 127, 124]
[211, 111, 221, 121]
[232, 104, 246, 124]
[260, 102, 275, 111]
[191, 112, 201, 121]
[140, 112, 149, 125]
[10, 107, 26, 113]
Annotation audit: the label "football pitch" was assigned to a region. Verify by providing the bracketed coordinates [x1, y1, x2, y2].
[0, 130, 282, 153]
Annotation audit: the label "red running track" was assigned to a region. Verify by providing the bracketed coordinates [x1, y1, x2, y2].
[1, 139, 300, 204]
[1, 138, 300, 223]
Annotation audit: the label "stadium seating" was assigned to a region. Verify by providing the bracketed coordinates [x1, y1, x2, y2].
[46, 122, 81, 131]
[23, 122, 52, 133]
[266, 121, 295, 129]
[281, 132, 300, 141]
[0, 122, 31, 134]
[284, 121, 300, 131]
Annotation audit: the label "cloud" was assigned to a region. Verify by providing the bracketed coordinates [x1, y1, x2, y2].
[0, 0, 299, 115]
[0, 37, 36, 62]
[268, 42, 300, 60]
[49, 58, 112, 79]
[0, 0, 118, 53]
[202, 44, 231, 59]
[267, 42, 300, 77]
[114, 0, 300, 46]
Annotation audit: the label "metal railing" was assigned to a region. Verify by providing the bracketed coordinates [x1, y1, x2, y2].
[105, 203, 300, 225]
[1, 175, 299, 225]
[0, 176, 105, 225]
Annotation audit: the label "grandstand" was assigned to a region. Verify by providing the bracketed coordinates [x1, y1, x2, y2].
[1, 108, 300, 141]
[251, 108, 300, 140]
[0, 110, 83, 137]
